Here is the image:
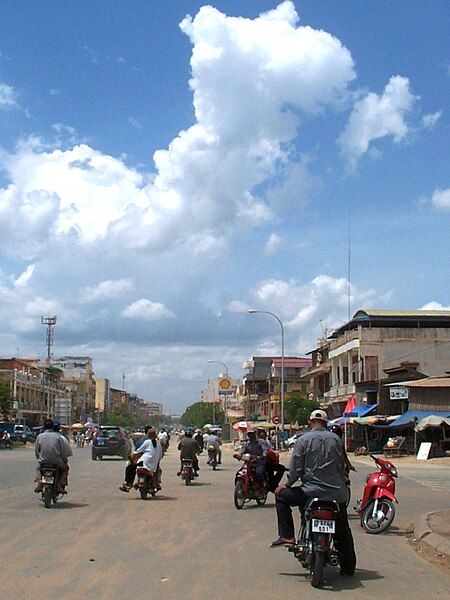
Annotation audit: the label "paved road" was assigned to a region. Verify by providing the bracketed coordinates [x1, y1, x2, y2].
[0, 445, 449, 599]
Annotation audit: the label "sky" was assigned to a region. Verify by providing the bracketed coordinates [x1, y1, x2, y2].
[0, 1, 449, 414]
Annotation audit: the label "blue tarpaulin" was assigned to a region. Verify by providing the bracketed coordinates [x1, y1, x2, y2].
[373, 409, 450, 429]
[334, 404, 378, 425]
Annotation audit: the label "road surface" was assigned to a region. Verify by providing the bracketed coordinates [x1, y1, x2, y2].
[0, 444, 449, 599]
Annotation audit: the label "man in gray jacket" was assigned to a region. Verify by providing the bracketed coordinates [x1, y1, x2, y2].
[35, 419, 73, 493]
[271, 410, 356, 576]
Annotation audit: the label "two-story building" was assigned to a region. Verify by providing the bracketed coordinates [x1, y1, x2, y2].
[322, 309, 450, 417]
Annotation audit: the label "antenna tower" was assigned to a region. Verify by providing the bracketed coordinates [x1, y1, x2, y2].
[41, 316, 57, 363]
[347, 214, 351, 322]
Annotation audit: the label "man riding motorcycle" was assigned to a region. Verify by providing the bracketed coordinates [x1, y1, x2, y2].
[35, 418, 73, 494]
[271, 410, 356, 577]
[206, 429, 222, 465]
[177, 430, 200, 477]
[119, 425, 155, 492]
[236, 428, 266, 485]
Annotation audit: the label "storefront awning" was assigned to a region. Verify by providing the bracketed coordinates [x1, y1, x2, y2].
[373, 409, 450, 429]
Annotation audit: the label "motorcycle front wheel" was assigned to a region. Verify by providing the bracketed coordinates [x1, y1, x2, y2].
[140, 489, 148, 500]
[256, 491, 268, 505]
[361, 498, 395, 533]
[310, 551, 326, 588]
[234, 482, 245, 509]
[185, 473, 191, 486]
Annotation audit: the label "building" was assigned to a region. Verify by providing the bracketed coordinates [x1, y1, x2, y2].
[321, 309, 450, 417]
[147, 401, 163, 416]
[110, 387, 130, 409]
[385, 374, 450, 413]
[242, 356, 312, 421]
[95, 378, 110, 416]
[51, 356, 96, 422]
[0, 357, 68, 426]
[200, 376, 243, 422]
[300, 339, 331, 404]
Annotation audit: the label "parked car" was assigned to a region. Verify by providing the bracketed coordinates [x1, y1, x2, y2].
[0, 423, 36, 444]
[92, 425, 132, 460]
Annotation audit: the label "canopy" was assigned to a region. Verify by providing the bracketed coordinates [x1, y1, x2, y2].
[232, 421, 254, 431]
[373, 409, 450, 429]
[415, 415, 450, 431]
[255, 421, 274, 429]
[71, 423, 85, 429]
[334, 404, 378, 425]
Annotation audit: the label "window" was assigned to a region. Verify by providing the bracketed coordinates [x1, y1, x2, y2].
[364, 356, 379, 381]
[343, 366, 349, 385]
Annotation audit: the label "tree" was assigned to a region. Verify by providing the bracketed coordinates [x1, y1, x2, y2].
[0, 380, 13, 418]
[106, 404, 137, 429]
[284, 395, 320, 426]
[180, 402, 224, 429]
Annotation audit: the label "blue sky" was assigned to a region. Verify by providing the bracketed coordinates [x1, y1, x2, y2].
[0, 1, 448, 412]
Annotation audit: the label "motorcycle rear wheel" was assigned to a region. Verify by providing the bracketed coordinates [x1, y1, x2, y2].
[43, 487, 52, 509]
[310, 551, 326, 588]
[185, 473, 191, 486]
[234, 482, 245, 509]
[140, 489, 148, 500]
[361, 498, 395, 534]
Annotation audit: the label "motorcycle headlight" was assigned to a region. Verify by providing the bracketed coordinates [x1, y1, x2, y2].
[389, 466, 398, 478]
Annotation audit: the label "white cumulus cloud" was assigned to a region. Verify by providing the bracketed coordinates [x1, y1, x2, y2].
[264, 233, 282, 256]
[0, 83, 18, 108]
[122, 299, 176, 321]
[430, 187, 450, 210]
[339, 76, 418, 169]
[81, 278, 135, 303]
[420, 301, 450, 311]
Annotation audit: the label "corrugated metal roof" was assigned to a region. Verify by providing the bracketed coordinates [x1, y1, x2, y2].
[354, 309, 450, 318]
[406, 376, 450, 388]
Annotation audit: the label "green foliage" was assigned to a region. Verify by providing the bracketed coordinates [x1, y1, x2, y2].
[106, 404, 137, 429]
[0, 380, 13, 416]
[180, 402, 224, 429]
[284, 395, 320, 426]
[146, 414, 173, 428]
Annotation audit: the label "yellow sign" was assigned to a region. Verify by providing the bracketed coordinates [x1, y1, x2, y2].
[219, 377, 231, 390]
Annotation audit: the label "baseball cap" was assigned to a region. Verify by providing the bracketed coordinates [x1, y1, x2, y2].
[309, 409, 328, 422]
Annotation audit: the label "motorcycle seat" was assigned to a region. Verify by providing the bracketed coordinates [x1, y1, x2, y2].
[40, 462, 58, 470]
[305, 498, 339, 511]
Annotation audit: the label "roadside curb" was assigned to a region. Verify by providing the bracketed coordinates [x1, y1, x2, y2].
[414, 512, 450, 557]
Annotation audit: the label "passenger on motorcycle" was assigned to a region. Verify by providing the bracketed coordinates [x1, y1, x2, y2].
[177, 430, 200, 476]
[119, 426, 153, 492]
[258, 430, 286, 492]
[133, 427, 163, 489]
[206, 429, 222, 464]
[237, 429, 266, 485]
[329, 424, 355, 474]
[194, 429, 204, 452]
[35, 418, 73, 493]
[271, 410, 356, 577]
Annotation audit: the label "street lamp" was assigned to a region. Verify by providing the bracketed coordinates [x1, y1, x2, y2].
[248, 309, 285, 433]
[208, 359, 229, 424]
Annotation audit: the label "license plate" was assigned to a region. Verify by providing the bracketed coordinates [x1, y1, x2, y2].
[312, 519, 335, 533]
[41, 476, 54, 484]
[97, 441, 105, 446]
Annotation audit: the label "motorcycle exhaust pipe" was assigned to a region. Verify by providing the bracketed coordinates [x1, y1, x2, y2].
[329, 554, 339, 567]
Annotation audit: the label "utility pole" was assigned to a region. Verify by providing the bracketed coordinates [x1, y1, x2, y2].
[41, 316, 57, 364]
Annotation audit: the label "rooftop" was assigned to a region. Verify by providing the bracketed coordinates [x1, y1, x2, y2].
[330, 308, 450, 338]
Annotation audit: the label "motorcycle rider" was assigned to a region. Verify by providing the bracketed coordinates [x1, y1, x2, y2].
[119, 426, 152, 492]
[177, 430, 200, 476]
[133, 427, 163, 489]
[330, 424, 355, 473]
[35, 418, 73, 494]
[271, 410, 356, 577]
[158, 429, 168, 454]
[206, 428, 222, 464]
[194, 429, 204, 452]
[236, 428, 266, 485]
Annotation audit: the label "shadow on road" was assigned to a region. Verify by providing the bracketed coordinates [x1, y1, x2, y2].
[383, 525, 413, 537]
[279, 568, 383, 591]
[52, 501, 90, 509]
[131, 495, 178, 501]
[245, 502, 275, 509]
[190, 481, 212, 487]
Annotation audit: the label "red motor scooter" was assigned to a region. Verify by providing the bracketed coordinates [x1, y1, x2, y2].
[355, 454, 398, 533]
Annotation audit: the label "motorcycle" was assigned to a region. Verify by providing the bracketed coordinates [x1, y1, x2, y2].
[289, 497, 340, 588]
[136, 464, 159, 499]
[207, 445, 218, 470]
[354, 454, 398, 533]
[181, 458, 195, 486]
[233, 453, 268, 509]
[39, 462, 61, 508]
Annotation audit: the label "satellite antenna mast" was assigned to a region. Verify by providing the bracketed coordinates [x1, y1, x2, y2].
[41, 316, 57, 363]
[347, 213, 351, 322]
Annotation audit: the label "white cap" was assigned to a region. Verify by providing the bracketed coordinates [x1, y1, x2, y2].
[309, 409, 328, 422]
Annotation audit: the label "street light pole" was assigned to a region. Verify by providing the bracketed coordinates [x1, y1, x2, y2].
[208, 360, 229, 425]
[248, 310, 285, 434]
